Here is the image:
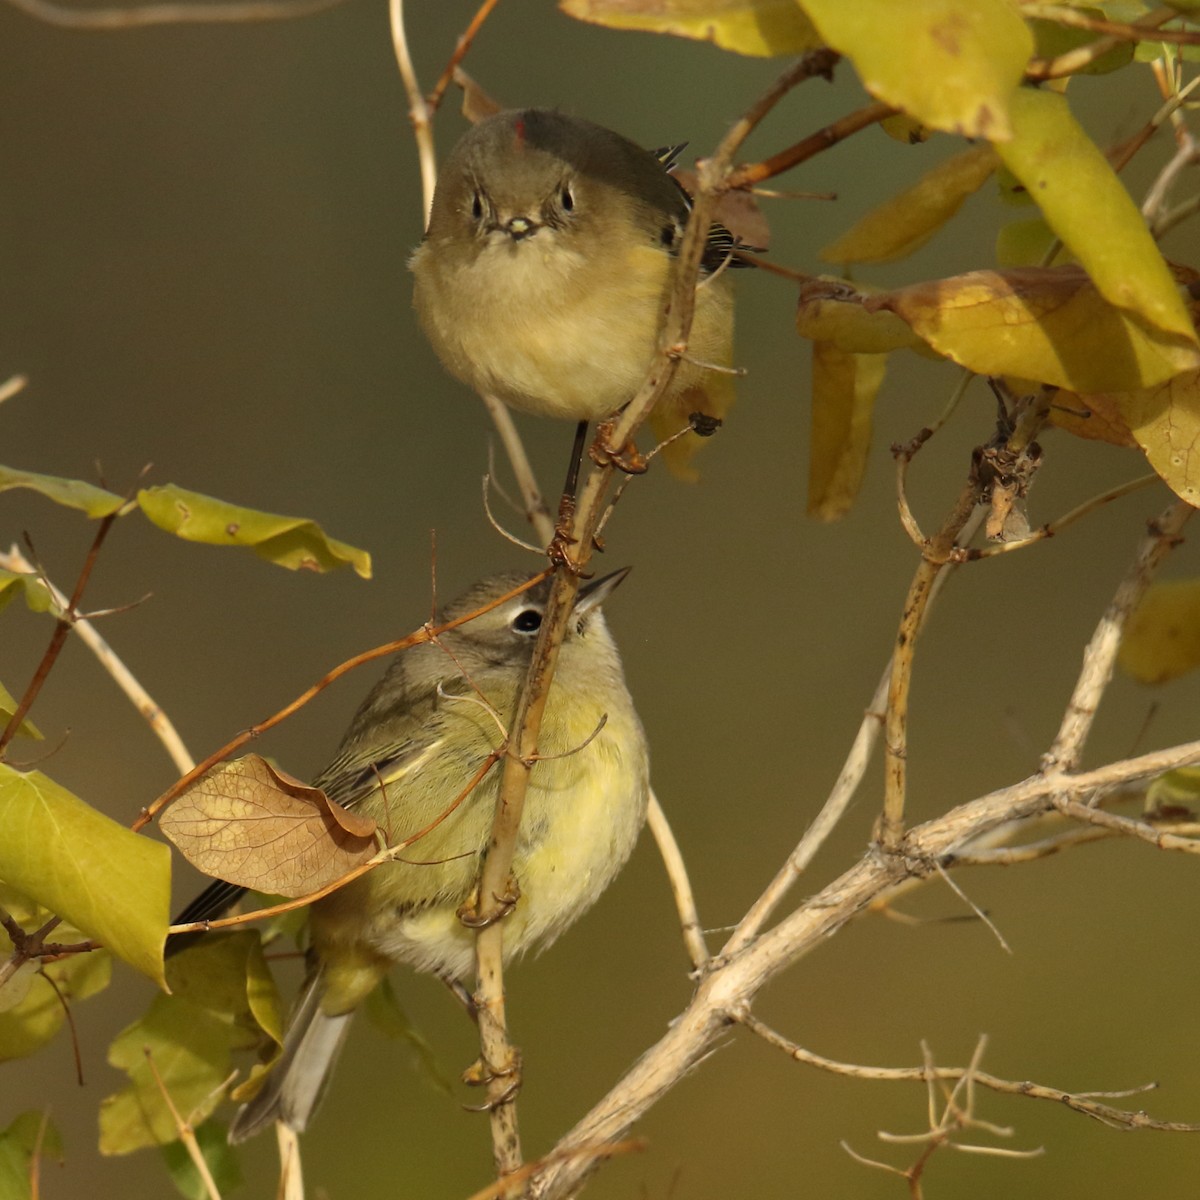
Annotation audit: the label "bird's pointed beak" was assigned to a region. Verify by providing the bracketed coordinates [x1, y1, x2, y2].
[574, 567, 631, 615]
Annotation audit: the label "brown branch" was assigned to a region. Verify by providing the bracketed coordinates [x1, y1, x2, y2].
[0, 512, 118, 757]
[727, 98, 892, 190]
[426, 0, 503, 113]
[469, 47, 848, 1177]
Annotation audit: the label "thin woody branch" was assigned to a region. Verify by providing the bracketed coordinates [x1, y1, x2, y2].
[736, 1012, 1200, 1133]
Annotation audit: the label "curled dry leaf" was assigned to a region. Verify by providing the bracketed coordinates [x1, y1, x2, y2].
[161, 754, 377, 899]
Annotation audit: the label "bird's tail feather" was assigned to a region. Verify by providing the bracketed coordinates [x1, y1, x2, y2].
[229, 965, 354, 1143]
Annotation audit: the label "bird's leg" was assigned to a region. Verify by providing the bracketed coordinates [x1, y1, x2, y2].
[547, 420, 588, 571]
[590, 416, 649, 475]
[461, 1047, 523, 1109]
[456, 874, 520, 929]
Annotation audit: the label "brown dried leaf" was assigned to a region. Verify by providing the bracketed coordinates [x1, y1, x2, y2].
[671, 167, 770, 251]
[161, 754, 377, 898]
[454, 67, 501, 123]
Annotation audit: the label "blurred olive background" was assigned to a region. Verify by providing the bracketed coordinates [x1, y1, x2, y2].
[2, 3, 1199, 1197]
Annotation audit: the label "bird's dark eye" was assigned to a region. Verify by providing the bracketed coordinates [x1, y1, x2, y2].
[560, 185, 574, 212]
[512, 609, 542, 634]
[471, 192, 484, 221]
[660, 224, 676, 247]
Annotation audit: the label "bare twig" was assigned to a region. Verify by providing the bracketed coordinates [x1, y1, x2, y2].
[645, 790, 707, 971]
[426, 0, 504, 113]
[144, 1049, 223, 1200]
[390, 0, 437, 222]
[737, 1013, 1200, 1132]
[481, 394, 555, 545]
[0, 545, 194, 775]
[0, 513, 118, 757]
[1043, 498, 1193, 774]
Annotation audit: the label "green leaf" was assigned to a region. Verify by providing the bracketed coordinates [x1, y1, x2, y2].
[100, 933, 283, 1154]
[137, 485, 372, 579]
[0, 1112, 63, 1200]
[0, 766, 170, 988]
[0, 680, 41, 741]
[800, 0, 1032, 139]
[995, 87, 1200, 351]
[0, 570, 54, 615]
[559, 0, 821, 57]
[0, 466, 124, 517]
[161, 1121, 242, 1200]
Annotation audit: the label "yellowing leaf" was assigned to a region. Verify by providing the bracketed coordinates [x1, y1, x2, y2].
[808, 344, 886, 520]
[101, 933, 283, 1154]
[137, 485, 372, 579]
[821, 144, 999, 264]
[870, 265, 1200, 393]
[1092, 368, 1200, 504]
[0, 768, 169, 987]
[1118, 579, 1200, 684]
[0, 569, 53, 614]
[996, 88, 1198, 348]
[0, 680, 41, 741]
[800, 0, 1032, 138]
[160, 754, 377, 899]
[559, 0, 821, 57]
[797, 277, 931, 354]
[0, 466, 124, 517]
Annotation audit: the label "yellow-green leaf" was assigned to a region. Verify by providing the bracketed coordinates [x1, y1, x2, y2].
[1145, 767, 1200, 814]
[559, 0, 821, 57]
[821, 144, 999, 265]
[101, 933, 283, 1153]
[871, 266, 1200, 392]
[0, 570, 53, 615]
[0, 1112, 63, 1200]
[1093, 368, 1200, 504]
[0, 766, 170, 988]
[137, 485, 372, 579]
[808, 344, 886, 520]
[0, 680, 41, 741]
[800, 0, 1032, 138]
[1118, 579, 1200, 684]
[0, 466, 124, 517]
[996, 87, 1199, 348]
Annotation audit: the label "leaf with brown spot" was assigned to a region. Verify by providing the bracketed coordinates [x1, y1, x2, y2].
[161, 755, 377, 898]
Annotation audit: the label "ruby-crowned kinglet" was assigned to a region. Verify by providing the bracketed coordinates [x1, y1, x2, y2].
[170, 569, 648, 1141]
[410, 108, 748, 479]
